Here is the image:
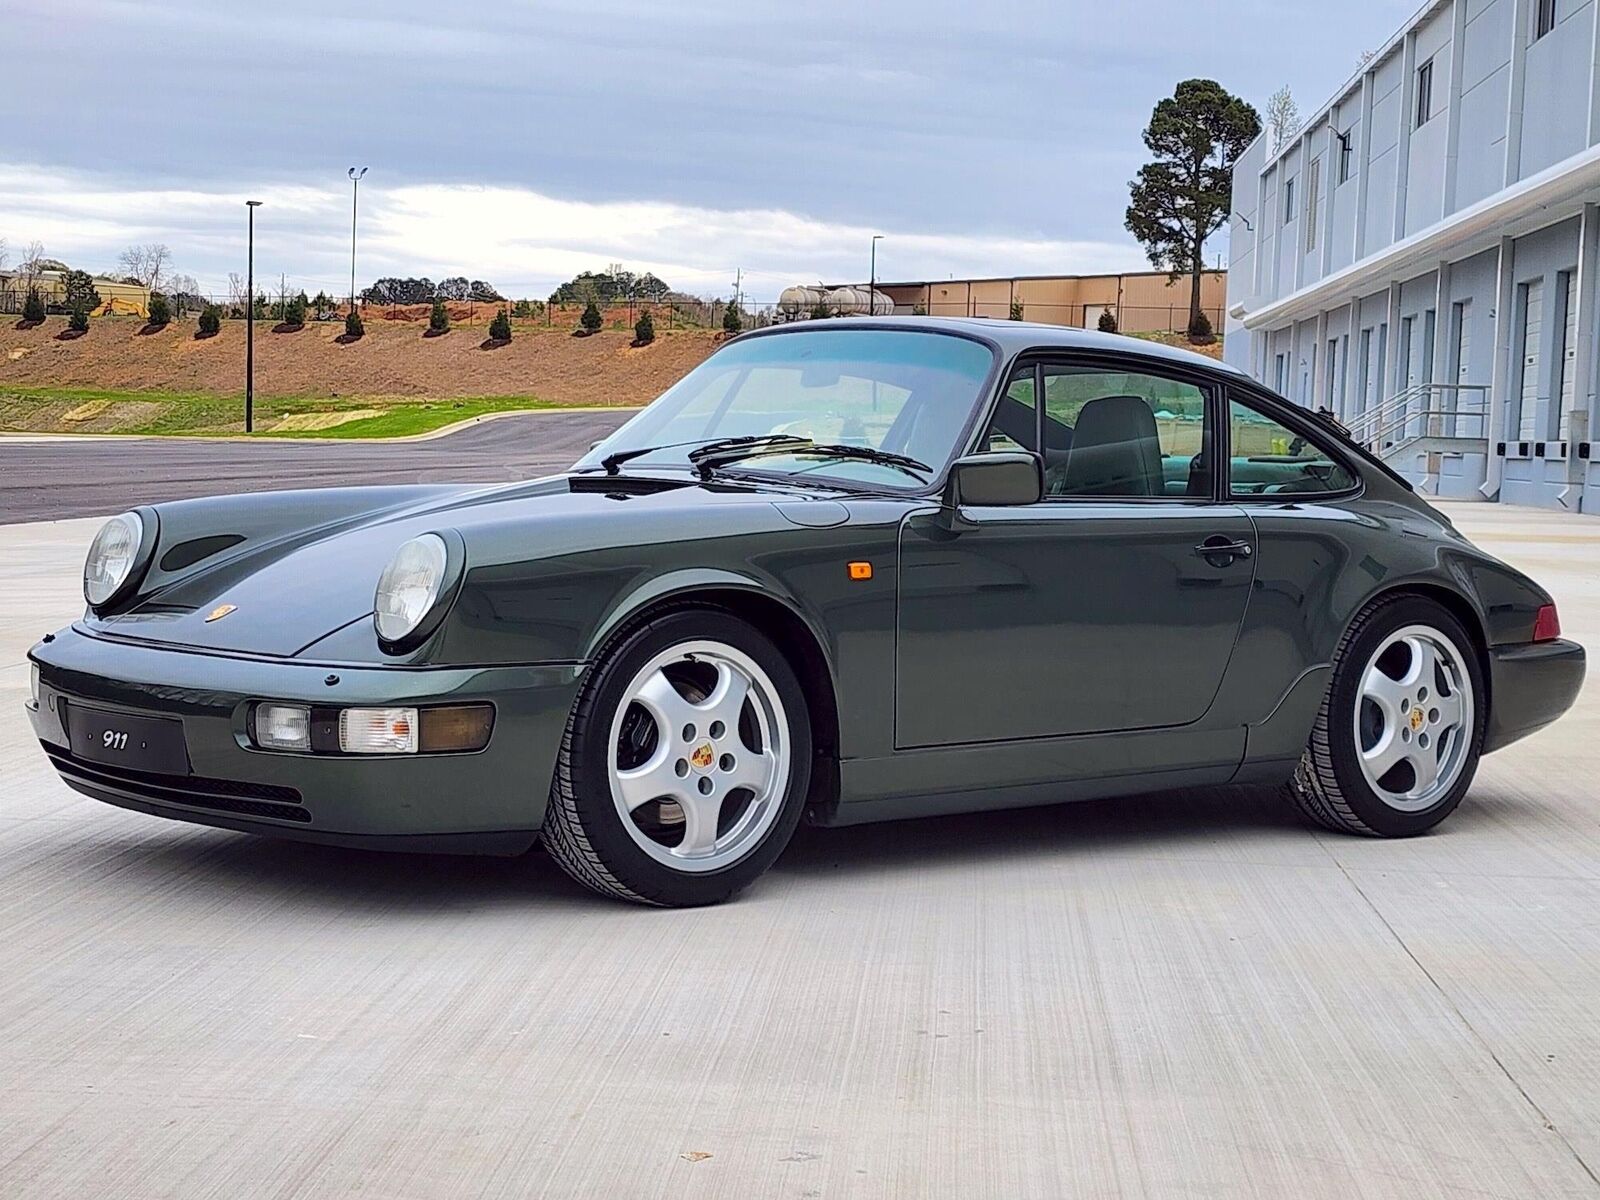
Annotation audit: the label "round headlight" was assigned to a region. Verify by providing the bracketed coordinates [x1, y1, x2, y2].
[84, 511, 145, 607]
[374, 533, 449, 644]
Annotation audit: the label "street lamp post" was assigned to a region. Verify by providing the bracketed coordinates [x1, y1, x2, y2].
[348, 167, 368, 318]
[870, 234, 883, 314]
[245, 200, 262, 434]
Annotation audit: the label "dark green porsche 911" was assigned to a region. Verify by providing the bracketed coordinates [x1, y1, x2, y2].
[25, 318, 1586, 905]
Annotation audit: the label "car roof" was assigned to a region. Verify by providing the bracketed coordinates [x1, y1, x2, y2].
[737, 315, 1247, 378]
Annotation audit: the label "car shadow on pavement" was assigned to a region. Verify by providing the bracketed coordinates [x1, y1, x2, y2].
[74, 782, 1507, 912]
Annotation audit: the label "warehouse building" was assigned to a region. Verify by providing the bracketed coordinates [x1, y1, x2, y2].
[862, 270, 1226, 335]
[1226, 0, 1600, 510]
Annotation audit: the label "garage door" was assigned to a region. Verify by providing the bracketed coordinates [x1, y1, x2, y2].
[1519, 279, 1544, 442]
[1559, 272, 1578, 440]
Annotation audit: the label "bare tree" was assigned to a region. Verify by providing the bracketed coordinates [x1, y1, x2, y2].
[166, 272, 203, 316]
[1266, 85, 1301, 152]
[20, 241, 46, 289]
[117, 243, 171, 293]
[0, 237, 8, 274]
[227, 272, 248, 311]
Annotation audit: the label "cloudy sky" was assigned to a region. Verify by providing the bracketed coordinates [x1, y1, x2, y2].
[2, 0, 1408, 302]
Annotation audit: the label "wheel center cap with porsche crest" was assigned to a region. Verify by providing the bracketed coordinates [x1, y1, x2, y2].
[690, 742, 715, 771]
[1410, 706, 1425, 732]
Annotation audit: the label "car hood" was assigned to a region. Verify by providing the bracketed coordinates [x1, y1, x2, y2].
[90, 473, 845, 658]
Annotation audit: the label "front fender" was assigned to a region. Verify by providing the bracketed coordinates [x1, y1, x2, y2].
[584, 566, 820, 660]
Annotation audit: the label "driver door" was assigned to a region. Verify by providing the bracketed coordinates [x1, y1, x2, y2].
[895, 357, 1256, 747]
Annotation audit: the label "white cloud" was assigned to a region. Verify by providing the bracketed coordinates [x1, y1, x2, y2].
[0, 162, 1147, 302]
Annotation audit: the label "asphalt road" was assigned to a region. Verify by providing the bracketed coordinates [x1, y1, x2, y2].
[4, 505, 1600, 1197]
[0, 409, 636, 523]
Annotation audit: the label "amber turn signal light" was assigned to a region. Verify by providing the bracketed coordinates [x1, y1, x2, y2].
[419, 704, 496, 753]
[847, 561, 873, 581]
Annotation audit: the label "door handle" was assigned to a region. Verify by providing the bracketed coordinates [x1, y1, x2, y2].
[1194, 537, 1253, 564]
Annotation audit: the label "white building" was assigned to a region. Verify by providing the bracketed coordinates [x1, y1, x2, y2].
[1226, 0, 1600, 511]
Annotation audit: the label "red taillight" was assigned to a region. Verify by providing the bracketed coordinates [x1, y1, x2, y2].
[1533, 604, 1561, 643]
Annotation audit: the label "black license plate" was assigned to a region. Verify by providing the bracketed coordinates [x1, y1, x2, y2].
[66, 704, 190, 775]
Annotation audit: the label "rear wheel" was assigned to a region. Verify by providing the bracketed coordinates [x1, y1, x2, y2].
[542, 608, 812, 906]
[1288, 595, 1485, 837]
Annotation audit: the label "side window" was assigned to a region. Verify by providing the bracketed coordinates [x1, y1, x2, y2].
[1228, 398, 1358, 496]
[980, 364, 1038, 453]
[1040, 367, 1211, 498]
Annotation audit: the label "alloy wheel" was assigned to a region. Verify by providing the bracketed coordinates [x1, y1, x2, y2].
[1353, 623, 1475, 812]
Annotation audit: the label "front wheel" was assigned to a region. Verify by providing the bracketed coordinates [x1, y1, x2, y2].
[542, 608, 812, 906]
[1288, 595, 1485, 837]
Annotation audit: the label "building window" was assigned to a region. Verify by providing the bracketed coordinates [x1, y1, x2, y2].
[1304, 158, 1321, 252]
[1283, 176, 1296, 225]
[1536, 0, 1557, 39]
[1415, 59, 1434, 129]
[1336, 130, 1354, 183]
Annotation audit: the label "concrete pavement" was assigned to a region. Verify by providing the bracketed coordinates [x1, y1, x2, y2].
[2, 503, 1598, 1197]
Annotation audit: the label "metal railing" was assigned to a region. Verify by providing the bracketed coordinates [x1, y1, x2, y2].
[1347, 382, 1492, 455]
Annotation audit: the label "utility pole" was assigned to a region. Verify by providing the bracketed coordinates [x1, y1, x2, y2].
[348, 167, 367, 317]
[245, 200, 262, 433]
[870, 234, 883, 315]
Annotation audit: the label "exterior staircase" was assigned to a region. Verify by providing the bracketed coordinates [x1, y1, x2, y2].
[1344, 383, 1491, 499]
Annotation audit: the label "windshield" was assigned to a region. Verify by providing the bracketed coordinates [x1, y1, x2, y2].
[576, 328, 996, 488]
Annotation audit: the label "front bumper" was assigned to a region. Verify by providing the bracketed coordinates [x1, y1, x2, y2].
[1484, 637, 1586, 754]
[25, 624, 584, 854]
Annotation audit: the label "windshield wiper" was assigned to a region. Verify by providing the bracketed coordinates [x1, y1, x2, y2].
[599, 434, 809, 476]
[695, 440, 931, 480]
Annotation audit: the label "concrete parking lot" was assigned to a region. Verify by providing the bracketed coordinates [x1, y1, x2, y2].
[3, 500, 1599, 1198]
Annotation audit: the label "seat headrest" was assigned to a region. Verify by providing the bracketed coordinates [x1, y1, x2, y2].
[1056, 395, 1164, 497]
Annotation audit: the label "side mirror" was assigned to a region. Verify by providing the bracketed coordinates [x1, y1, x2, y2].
[944, 452, 1043, 509]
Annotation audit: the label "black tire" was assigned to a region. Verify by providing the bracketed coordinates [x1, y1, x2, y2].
[542, 607, 812, 906]
[1287, 594, 1486, 837]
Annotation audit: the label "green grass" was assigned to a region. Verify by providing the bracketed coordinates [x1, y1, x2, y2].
[0, 387, 563, 438]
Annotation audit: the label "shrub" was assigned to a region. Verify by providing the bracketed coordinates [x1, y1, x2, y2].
[489, 308, 512, 341]
[1187, 309, 1215, 344]
[283, 293, 307, 327]
[429, 297, 450, 333]
[62, 270, 102, 314]
[22, 287, 46, 323]
[722, 299, 743, 335]
[198, 305, 222, 336]
[511, 298, 537, 319]
[345, 309, 365, 339]
[580, 299, 603, 334]
[67, 302, 89, 333]
[634, 309, 655, 345]
[147, 293, 172, 327]
[1009, 298, 1024, 321]
[1097, 309, 1118, 334]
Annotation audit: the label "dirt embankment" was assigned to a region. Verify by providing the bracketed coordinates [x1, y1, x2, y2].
[0, 316, 722, 406]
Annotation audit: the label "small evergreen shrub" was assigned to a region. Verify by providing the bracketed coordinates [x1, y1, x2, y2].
[722, 300, 743, 335]
[489, 308, 512, 341]
[634, 309, 655, 345]
[1009, 298, 1024, 321]
[1187, 310, 1215, 344]
[22, 288, 46, 323]
[345, 309, 365, 339]
[580, 299, 603, 334]
[1097, 309, 1118, 334]
[147, 293, 172, 327]
[429, 297, 450, 333]
[67, 302, 89, 333]
[283, 293, 307, 327]
[198, 305, 222, 336]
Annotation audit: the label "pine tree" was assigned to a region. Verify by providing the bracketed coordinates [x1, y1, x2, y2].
[634, 309, 655, 345]
[22, 287, 45, 323]
[722, 299, 743, 335]
[580, 299, 603, 334]
[198, 305, 222, 336]
[344, 309, 365, 339]
[489, 308, 512, 342]
[147, 293, 172, 327]
[429, 297, 450, 333]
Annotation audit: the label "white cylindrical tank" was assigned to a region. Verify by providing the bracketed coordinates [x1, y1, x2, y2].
[826, 286, 895, 316]
[778, 285, 827, 319]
